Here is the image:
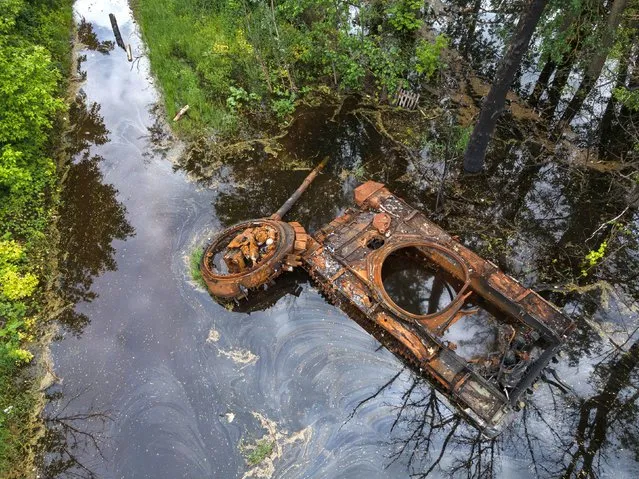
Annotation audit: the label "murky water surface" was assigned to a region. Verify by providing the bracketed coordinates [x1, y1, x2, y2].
[42, 1, 639, 478]
[381, 248, 458, 315]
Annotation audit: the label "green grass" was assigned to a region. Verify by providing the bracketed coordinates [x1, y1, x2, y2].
[243, 439, 275, 466]
[131, 0, 238, 136]
[189, 247, 206, 288]
[131, 0, 448, 138]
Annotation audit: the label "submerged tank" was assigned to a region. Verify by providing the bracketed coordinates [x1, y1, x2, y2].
[200, 176, 575, 437]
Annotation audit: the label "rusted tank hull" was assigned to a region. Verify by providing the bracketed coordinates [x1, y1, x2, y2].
[200, 179, 574, 436]
[301, 182, 574, 436]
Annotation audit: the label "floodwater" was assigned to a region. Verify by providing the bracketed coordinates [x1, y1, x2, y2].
[41, 1, 639, 478]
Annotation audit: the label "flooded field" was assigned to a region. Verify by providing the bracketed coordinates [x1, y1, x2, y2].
[41, 1, 639, 478]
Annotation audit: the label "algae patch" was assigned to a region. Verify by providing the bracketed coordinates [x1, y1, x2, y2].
[240, 412, 312, 479]
[206, 329, 259, 365]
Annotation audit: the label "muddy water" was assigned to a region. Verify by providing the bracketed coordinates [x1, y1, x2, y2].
[42, 1, 639, 478]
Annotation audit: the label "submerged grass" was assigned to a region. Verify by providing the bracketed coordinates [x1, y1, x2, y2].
[242, 438, 275, 466]
[190, 248, 206, 288]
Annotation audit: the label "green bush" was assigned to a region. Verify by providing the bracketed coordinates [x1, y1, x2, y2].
[0, 0, 73, 474]
[415, 34, 448, 80]
[386, 0, 424, 33]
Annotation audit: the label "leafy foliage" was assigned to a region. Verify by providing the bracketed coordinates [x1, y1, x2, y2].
[134, 0, 446, 133]
[0, 0, 72, 475]
[415, 34, 448, 80]
[613, 86, 639, 111]
[0, 46, 64, 146]
[582, 241, 608, 276]
[0, 0, 66, 358]
[386, 0, 424, 33]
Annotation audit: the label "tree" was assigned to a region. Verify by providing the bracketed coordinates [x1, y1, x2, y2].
[528, 6, 578, 108]
[556, 0, 630, 132]
[463, 0, 549, 173]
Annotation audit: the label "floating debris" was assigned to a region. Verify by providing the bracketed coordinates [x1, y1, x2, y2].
[206, 328, 220, 343]
[217, 348, 259, 366]
[240, 412, 312, 479]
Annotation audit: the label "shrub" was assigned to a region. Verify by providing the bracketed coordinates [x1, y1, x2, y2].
[0, 0, 73, 474]
[386, 0, 424, 33]
[415, 34, 448, 80]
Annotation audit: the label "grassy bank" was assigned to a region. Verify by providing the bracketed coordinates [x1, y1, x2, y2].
[131, 0, 447, 137]
[0, 0, 74, 476]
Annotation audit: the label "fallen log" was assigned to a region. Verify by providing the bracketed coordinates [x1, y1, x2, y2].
[109, 13, 125, 50]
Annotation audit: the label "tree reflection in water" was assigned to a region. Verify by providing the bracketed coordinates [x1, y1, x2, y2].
[352, 307, 639, 478]
[40, 386, 113, 478]
[57, 151, 134, 335]
[41, 80, 132, 475]
[554, 339, 639, 478]
[65, 92, 110, 158]
[77, 18, 115, 55]
[56, 91, 134, 337]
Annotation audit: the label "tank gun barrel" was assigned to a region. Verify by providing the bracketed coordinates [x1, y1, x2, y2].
[270, 156, 329, 221]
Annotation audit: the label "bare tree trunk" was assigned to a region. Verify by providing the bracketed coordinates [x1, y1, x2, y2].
[529, 9, 577, 107]
[599, 54, 629, 157]
[463, 0, 549, 173]
[557, 0, 629, 132]
[544, 50, 576, 119]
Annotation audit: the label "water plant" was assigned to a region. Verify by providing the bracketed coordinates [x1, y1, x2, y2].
[242, 438, 275, 466]
[582, 241, 609, 277]
[189, 247, 205, 288]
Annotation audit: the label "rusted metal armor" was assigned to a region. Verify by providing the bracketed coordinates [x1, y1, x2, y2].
[201, 180, 574, 436]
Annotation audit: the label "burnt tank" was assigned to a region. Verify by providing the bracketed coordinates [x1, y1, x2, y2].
[200, 179, 575, 437]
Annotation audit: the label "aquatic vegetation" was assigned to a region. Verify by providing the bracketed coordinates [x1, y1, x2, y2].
[243, 439, 275, 466]
[582, 241, 609, 277]
[189, 247, 205, 288]
[239, 412, 312, 477]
